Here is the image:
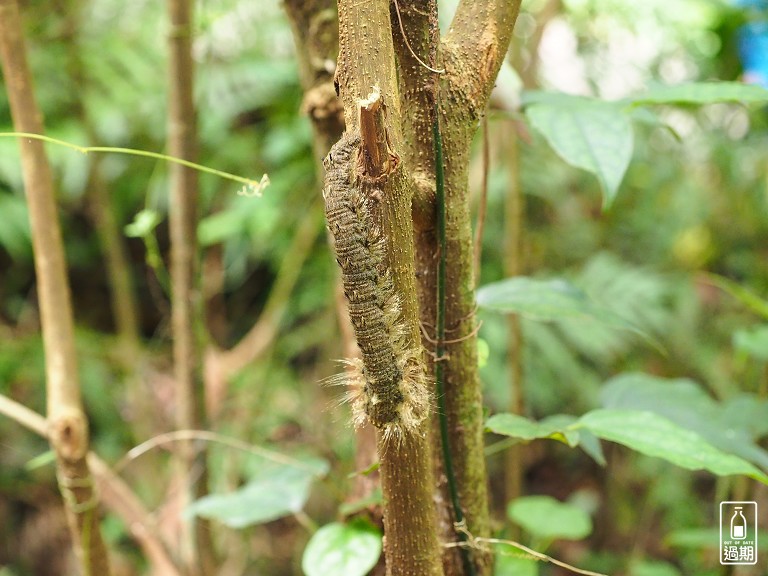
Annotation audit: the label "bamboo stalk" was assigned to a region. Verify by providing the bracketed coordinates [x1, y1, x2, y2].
[0, 1, 111, 574]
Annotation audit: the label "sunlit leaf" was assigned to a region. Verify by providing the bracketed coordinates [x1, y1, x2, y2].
[301, 521, 382, 576]
[524, 95, 633, 207]
[124, 209, 161, 238]
[507, 495, 592, 540]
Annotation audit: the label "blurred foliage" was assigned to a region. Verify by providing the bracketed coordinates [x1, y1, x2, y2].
[0, 0, 767, 574]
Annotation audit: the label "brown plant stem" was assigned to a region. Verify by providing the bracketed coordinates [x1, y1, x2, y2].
[0, 394, 182, 576]
[166, 0, 212, 572]
[0, 2, 112, 574]
[335, 0, 443, 574]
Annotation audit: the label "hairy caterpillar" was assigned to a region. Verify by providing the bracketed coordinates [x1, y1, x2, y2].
[323, 130, 429, 438]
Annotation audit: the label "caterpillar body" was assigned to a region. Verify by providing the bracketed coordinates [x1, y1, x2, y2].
[323, 131, 428, 437]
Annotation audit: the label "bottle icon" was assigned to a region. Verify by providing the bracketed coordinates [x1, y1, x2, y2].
[731, 507, 747, 540]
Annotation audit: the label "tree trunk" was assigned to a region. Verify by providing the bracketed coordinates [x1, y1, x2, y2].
[333, 1, 443, 574]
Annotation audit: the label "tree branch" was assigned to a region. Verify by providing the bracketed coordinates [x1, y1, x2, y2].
[335, 0, 443, 573]
[443, 0, 522, 114]
[0, 394, 182, 576]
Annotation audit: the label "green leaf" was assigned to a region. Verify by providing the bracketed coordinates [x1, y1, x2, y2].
[125, 209, 161, 238]
[186, 458, 328, 528]
[338, 488, 383, 517]
[198, 208, 248, 246]
[494, 553, 538, 576]
[486, 413, 604, 464]
[525, 96, 633, 207]
[577, 409, 768, 484]
[600, 373, 768, 470]
[733, 325, 768, 362]
[507, 495, 592, 540]
[477, 277, 645, 337]
[487, 413, 577, 446]
[302, 521, 382, 576]
[24, 450, 55, 471]
[630, 82, 768, 106]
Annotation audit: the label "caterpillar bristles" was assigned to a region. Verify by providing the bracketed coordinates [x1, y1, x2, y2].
[323, 130, 432, 441]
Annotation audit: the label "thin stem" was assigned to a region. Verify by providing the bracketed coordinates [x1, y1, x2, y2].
[434, 109, 476, 576]
[115, 429, 319, 473]
[0, 132, 268, 194]
[447, 535, 608, 576]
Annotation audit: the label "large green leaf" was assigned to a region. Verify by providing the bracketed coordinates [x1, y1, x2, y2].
[577, 410, 768, 484]
[302, 521, 382, 576]
[524, 95, 633, 207]
[486, 413, 579, 446]
[630, 82, 768, 106]
[600, 373, 768, 470]
[186, 458, 328, 528]
[477, 277, 645, 337]
[507, 495, 592, 540]
[486, 413, 605, 465]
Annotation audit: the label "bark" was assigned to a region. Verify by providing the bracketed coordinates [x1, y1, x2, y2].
[0, 1, 111, 574]
[283, 0, 344, 160]
[166, 0, 212, 572]
[335, 0, 442, 574]
[417, 2, 521, 574]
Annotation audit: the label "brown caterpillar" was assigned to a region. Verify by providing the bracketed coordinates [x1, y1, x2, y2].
[322, 131, 429, 438]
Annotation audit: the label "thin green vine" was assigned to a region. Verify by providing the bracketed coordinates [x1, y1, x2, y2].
[0, 132, 269, 196]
